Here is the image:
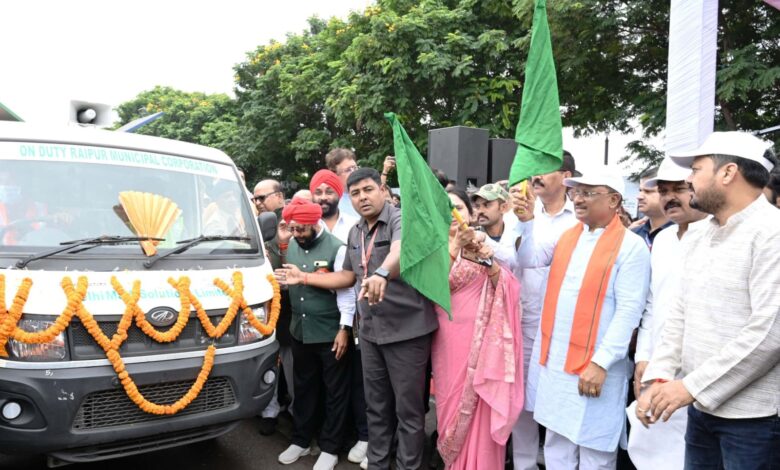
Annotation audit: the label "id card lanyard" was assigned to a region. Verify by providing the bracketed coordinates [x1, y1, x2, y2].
[357, 227, 379, 347]
[360, 228, 380, 278]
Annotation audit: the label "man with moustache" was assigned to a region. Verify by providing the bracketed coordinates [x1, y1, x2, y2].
[472, 183, 518, 269]
[514, 169, 650, 469]
[275, 198, 356, 470]
[253, 179, 286, 214]
[637, 132, 780, 469]
[309, 169, 367, 465]
[626, 158, 709, 469]
[629, 167, 673, 248]
[509, 151, 579, 470]
[276, 168, 437, 470]
[311, 169, 359, 242]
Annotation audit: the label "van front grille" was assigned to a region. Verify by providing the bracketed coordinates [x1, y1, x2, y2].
[72, 377, 236, 430]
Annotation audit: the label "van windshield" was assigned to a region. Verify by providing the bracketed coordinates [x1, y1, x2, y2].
[0, 144, 259, 256]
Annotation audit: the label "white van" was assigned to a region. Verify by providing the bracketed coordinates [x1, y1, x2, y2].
[0, 122, 279, 466]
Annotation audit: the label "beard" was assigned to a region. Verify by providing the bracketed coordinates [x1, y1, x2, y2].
[294, 230, 318, 248]
[319, 199, 339, 218]
[690, 185, 725, 215]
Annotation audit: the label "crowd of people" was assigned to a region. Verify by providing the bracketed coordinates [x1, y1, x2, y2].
[244, 132, 778, 470]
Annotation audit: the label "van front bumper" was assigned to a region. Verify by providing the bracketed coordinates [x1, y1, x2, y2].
[0, 341, 278, 462]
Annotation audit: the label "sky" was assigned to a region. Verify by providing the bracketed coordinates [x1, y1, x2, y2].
[1, 0, 372, 123]
[1, 0, 655, 177]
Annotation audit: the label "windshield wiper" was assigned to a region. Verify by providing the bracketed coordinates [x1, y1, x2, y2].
[143, 235, 250, 269]
[15, 236, 164, 269]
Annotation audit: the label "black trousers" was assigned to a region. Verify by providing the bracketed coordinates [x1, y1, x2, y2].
[351, 345, 369, 441]
[290, 337, 351, 454]
[361, 334, 431, 470]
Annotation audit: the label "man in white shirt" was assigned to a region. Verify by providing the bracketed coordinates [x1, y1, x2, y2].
[310, 169, 359, 244]
[472, 183, 519, 270]
[626, 157, 708, 469]
[638, 132, 780, 469]
[309, 169, 367, 465]
[509, 151, 578, 470]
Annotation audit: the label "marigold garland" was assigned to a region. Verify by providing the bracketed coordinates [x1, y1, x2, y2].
[243, 274, 282, 336]
[0, 271, 281, 415]
[0, 276, 33, 356]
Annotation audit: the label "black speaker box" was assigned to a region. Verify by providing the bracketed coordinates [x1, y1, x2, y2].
[488, 138, 517, 183]
[427, 126, 489, 188]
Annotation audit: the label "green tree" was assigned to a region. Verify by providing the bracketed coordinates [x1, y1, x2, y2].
[119, 1, 778, 183]
[234, 0, 778, 182]
[114, 86, 239, 153]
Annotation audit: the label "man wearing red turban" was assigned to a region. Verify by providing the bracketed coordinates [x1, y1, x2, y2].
[309, 170, 366, 464]
[282, 197, 323, 227]
[310, 170, 358, 243]
[277, 197, 356, 470]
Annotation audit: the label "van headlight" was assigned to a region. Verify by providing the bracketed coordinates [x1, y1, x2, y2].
[7, 319, 68, 361]
[238, 304, 269, 344]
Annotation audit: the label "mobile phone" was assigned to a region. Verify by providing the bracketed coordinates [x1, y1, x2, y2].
[460, 248, 493, 267]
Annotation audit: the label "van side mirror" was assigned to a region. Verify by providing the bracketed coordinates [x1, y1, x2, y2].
[257, 212, 278, 242]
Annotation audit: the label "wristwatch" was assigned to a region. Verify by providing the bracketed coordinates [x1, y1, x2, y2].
[373, 267, 390, 280]
[339, 324, 352, 332]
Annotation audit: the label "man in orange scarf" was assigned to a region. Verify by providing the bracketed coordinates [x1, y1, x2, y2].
[513, 169, 650, 469]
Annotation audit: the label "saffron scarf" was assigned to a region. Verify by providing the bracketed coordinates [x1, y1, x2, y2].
[539, 214, 625, 374]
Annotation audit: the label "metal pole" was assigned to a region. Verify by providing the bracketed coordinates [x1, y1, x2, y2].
[604, 132, 610, 166]
[755, 124, 780, 136]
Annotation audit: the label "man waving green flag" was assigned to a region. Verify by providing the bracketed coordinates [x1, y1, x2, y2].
[509, 0, 563, 187]
[384, 112, 452, 316]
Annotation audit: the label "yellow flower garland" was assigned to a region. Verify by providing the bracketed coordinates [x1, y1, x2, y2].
[0, 272, 281, 415]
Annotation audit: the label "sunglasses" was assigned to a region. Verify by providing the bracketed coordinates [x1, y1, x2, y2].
[253, 191, 281, 203]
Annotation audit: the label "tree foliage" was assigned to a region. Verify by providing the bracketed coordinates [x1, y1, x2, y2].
[115, 86, 238, 153]
[116, 1, 780, 184]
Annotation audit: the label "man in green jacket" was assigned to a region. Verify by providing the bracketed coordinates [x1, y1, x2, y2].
[276, 198, 356, 470]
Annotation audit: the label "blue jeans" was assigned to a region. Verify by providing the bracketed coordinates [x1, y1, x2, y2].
[685, 406, 779, 470]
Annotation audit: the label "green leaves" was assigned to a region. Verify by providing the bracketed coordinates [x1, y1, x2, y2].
[116, 0, 778, 186]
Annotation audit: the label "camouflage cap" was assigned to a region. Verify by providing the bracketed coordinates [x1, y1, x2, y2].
[471, 183, 509, 202]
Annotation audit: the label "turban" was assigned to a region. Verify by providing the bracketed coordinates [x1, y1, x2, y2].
[309, 169, 344, 198]
[282, 197, 322, 225]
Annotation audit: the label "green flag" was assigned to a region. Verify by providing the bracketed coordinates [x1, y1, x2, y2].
[384, 112, 452, 316]
[509, 0, 563, 186]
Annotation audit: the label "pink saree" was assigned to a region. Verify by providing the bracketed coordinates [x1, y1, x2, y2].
[432, 257, 524, 469]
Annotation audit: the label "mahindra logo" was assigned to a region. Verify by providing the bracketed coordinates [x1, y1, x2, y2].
[146, 308, 177, 328]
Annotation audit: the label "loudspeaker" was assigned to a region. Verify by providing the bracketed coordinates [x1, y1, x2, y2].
[427, 126, 489, 188]
[489, 138, 517, 183]
[68, 100, 114, 128]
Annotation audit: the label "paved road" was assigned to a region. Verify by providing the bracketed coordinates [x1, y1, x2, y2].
[0, 409, 439, 469]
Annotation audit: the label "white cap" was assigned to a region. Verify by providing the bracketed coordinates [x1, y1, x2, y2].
[563, 168, 626, 195]
[645, 157, 692, 188]
[669, 131, 774, 173]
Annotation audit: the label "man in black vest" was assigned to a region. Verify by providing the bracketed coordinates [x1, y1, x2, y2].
[276, 169, 438, 470]
[276, 198, 356, 470]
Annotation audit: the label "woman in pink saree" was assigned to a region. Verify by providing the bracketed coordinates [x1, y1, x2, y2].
[432, 189, 524, 469]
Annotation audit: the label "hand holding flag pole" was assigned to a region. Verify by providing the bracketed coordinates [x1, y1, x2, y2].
[451, 207, 469, 231]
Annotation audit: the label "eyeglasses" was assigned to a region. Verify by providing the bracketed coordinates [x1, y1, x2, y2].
[336, 165, 359, 176]
[567, 189, 615, 200]
[289, 225, 311, 234]
[253, 191, 281, 203]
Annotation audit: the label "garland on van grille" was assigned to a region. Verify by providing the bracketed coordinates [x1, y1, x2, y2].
[0, 272, 281, 415]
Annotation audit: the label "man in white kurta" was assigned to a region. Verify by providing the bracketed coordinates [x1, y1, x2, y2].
[627, 158, 708, 469]
[514, 170, 650, 469]
[508, 151, 578, 470]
